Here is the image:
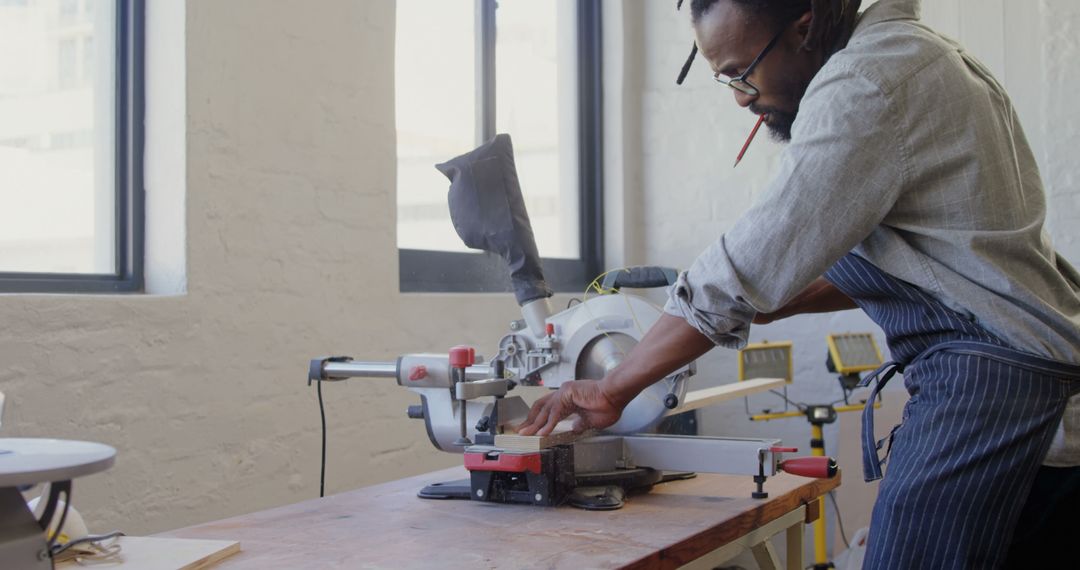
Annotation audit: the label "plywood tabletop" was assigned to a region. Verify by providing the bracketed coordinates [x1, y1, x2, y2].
[159, 466, 839, 569]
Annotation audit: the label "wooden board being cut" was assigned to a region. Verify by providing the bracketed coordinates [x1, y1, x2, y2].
[495, 378, 784, 450]
[666, 377, 786, 416]
[56, 536, 240, 570]
[494, 419, 587, 451]
[494, 428, 591, 451]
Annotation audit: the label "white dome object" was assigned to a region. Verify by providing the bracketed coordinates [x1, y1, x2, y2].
[28, 493, 89, 545]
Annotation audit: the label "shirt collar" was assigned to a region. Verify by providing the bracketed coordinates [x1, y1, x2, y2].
[856, 0, 921, 31]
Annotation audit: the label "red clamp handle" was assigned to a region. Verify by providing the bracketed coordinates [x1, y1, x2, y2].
[770, 446, 798, 453]
[779, 456, 838, 479]
[449, 346, 476, 368]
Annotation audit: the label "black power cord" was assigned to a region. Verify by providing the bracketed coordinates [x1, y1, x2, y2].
[309, 356, 352, 499]
[37, 480, 73, 553]
[828, 490, 850, 549]
[52, 531, 125, 557]
[768, 389, 808, 412]
[317, 378, 327, 498]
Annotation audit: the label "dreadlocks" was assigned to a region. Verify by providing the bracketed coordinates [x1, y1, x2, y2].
[675, 0, 861, 84]
[690, 0, 862, 53]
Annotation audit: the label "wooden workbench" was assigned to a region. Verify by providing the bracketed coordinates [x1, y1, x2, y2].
[159, 466, 839, 569]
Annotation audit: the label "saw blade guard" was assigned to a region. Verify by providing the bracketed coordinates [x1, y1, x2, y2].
[537, 293, 692, 434]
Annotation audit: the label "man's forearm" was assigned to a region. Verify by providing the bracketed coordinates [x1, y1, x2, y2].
[599, 313, 715, 409]
[598, 279, 854, 410]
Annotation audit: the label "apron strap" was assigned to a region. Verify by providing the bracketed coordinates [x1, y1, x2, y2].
[859, 340, 1080, 482]
[912, 340, 1080, 379]
[861, 360, 904, 481]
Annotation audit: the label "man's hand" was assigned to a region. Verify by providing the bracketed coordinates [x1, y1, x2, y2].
[517, 314, 716, 436]
[515, 379, 623, 436]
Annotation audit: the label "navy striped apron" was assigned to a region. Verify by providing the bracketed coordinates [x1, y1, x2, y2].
[823, 253, 1080, 569]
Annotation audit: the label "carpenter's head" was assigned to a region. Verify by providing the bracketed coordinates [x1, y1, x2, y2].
[689, 0, 857, 141]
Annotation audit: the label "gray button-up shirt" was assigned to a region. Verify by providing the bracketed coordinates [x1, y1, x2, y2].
[664, 0, 1080, 462]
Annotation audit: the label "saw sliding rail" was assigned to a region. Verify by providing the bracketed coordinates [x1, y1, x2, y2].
[612, 434, 784, 476]
[316, 359, 494, 382]
[538, 434, 833, 501]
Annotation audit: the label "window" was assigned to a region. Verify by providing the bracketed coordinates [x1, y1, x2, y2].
[58, 0, 78, 23]
[0, 0, 143, 293]
[396, 0, 603, 293]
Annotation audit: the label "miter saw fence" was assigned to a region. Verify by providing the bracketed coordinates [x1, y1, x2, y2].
[307, 134, 836, 508]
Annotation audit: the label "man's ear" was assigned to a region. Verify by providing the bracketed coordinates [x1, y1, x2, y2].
[794, 10, 814, 43]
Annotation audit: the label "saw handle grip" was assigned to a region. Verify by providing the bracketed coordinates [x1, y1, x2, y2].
[779, 456, 838, 479]
[600, 266, 679, 291]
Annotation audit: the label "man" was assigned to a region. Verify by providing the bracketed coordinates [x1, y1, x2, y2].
[516, 0, 1080, 567]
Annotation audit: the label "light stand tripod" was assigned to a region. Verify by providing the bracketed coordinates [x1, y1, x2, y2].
[739, 333, 884, 570]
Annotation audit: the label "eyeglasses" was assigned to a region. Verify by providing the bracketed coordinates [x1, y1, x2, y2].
[713, 28, 785, 96]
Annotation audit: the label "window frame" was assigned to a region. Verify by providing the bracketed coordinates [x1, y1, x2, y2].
[0, 0, 145, 294]
[399, 0, 604, 294]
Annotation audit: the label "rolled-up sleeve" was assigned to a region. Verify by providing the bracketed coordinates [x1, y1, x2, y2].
[665, 64, 907, 347]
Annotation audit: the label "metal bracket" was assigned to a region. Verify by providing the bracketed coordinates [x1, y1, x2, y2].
[455, 378, 510, 400]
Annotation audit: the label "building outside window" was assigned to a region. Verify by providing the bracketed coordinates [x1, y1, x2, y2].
[396, 0, 602, 293]
[0, 0, 143, 293]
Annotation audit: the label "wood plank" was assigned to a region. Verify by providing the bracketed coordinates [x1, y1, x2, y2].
[159, 466, 840, 569]
[492, 429, 586, 451]
[493, 421, 591, 451]
[666, 377, 785, 416]
[56, 536, 240, 570]
[496, 378, 783, 450]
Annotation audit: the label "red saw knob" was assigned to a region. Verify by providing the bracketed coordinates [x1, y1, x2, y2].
[449, 345, 476, 368]
[779, 456, 838, 479]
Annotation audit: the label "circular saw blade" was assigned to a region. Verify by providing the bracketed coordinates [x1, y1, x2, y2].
[575, 333, 686, 434]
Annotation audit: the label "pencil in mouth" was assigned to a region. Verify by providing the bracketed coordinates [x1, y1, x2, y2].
[734, 114, 766, 168]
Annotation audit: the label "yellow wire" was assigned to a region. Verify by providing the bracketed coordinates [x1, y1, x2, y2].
[579, 267, 632, 360]
[583, 267, 635, 299]
[572, 267, 676, 408]
[623, 292, 645, 337]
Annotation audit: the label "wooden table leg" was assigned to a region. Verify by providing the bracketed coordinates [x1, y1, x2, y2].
[678, 505, 807, 570]
[786, 517, 805, 570]
[751, 540, 782, 569]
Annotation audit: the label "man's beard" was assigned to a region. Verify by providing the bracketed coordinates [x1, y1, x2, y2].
[750, 106, 797, 142]
[749, 75, 809, 142]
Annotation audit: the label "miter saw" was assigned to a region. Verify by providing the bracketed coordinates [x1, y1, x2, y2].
[308, 134, 835, 509]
